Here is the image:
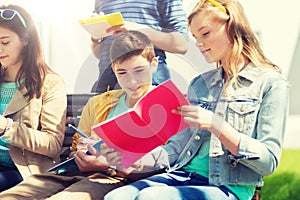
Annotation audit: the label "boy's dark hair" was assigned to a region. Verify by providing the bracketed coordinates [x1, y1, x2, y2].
[110, 30, 155, 64]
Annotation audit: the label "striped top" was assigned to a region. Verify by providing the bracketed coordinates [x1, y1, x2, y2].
[94, 0, 189, 75]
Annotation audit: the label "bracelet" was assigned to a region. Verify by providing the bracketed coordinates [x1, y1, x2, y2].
[91, 37, 103, 44]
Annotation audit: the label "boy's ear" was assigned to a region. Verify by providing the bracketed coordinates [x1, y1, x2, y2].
[111, 63, 116, 73]
[150, 57, 158, 74]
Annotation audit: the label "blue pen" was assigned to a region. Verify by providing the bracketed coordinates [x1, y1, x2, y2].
[68, 124, 104, 155]
[68, 124, 89, 138]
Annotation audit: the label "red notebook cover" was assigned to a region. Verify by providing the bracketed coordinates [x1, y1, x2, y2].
[92, 80, 190, 168]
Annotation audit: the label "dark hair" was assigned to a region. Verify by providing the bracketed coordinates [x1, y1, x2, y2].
[110, 30, 155, 65]
[0, 4, 52, 99]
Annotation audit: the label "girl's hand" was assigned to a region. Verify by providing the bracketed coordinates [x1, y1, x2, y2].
[172, 105, 214, 131]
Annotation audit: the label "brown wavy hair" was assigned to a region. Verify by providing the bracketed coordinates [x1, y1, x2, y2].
[110, 30, 155, 65]
[0, 4, 52, 99]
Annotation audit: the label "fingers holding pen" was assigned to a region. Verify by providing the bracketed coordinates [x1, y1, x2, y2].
[74, 150, 97, 171]
[74, 144, 109, 172]
[87, 144, 100, 157]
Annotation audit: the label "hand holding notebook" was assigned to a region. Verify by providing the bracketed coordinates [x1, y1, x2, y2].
[47, 125, 103, 174]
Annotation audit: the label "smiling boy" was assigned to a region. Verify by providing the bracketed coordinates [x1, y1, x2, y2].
[0, 30, 167, 200]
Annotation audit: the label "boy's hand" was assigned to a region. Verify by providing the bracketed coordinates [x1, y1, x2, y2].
[76, 136, 97, 152]
[100, 144, 143, 174]
[74, 145, 108, 172]
[101, 143, 123, 168]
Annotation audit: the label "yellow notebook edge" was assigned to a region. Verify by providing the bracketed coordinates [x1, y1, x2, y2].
[78, 12, 124, 26]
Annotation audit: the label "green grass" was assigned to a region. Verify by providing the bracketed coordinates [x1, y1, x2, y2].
[260, 149, 300, 200]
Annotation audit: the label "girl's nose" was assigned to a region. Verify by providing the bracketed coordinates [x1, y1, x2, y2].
[196, 40, 204, 47]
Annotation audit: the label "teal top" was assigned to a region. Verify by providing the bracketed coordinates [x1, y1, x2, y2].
[0, 81, 19, 167]
[0, 82, 19, 114]
[107, 93, 130, 120]
[182, 140, 256, 200]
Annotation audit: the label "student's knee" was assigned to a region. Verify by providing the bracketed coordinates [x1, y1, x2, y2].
[104, 185, 140, 200]
[136, 186, 181, 200]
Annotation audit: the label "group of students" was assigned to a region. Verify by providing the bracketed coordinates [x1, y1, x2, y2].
[0, 1, 289, 200]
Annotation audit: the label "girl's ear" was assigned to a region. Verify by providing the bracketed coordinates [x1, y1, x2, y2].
[21, 33, 29, 46]
[150, 57, 158, 74]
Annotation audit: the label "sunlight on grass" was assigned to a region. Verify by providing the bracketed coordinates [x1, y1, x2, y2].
[261, 149, 300, 200]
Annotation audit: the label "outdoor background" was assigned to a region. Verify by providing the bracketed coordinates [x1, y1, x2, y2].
[0, 0, 300, 200]
[1, 1, 299, 198]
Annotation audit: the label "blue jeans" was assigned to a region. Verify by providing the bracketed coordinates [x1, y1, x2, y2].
[0, 165, 23, 192]
[104, 171, 238, 200]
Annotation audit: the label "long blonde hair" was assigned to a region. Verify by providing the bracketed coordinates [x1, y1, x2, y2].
[188, 0, 280, 88]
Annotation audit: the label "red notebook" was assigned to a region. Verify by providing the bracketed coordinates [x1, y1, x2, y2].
[92, 80, 190, 168]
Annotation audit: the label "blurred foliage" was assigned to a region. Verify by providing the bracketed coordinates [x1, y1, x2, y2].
[261, 149, 300, 200]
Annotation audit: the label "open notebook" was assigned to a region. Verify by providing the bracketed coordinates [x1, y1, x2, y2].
[92, 80, 190, 168]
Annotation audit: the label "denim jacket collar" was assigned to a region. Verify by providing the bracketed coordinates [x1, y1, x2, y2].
[237, 62, 261, 83]
[209, 67, 223, 89]
[212, 62, 258, 88]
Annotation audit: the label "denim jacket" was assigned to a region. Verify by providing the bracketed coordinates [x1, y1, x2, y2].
[162, 63, 289, 186]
